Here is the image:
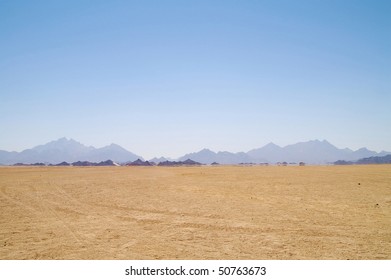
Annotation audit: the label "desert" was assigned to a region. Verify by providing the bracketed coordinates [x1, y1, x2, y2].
[1, 165, 390, 260]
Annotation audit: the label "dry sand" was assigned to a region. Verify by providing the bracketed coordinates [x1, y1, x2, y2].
[0, 165, 390, 259]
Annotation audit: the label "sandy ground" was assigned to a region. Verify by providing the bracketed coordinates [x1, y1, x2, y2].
[0, 165, 390, 259]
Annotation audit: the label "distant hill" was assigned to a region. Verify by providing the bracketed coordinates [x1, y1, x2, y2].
[14, 160, 120, 166]
[149, 156, 172, 163]
[126, 159, 154, 166]
[335, 154, 391, 165]
[247, 142, 284, 163]
[0, 138, 142, 165]
[178, 149, 253, 165]
[158, 159, 202, 166]
[356, 155, 391, 164]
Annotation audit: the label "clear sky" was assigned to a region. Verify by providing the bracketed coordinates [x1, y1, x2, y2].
[1, 0, 390, 159]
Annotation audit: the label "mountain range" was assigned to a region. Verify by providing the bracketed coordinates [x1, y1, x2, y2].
[0, 137, 142, 165]
[0, 138, 389, 165]
[180, 140, 390, 165]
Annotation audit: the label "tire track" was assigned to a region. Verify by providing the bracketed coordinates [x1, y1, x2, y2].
[50, 184, 107, 218]
[0, 186, 39, 214]
[175, 221, 262, 234]
[23, 185, 86, 245]
[93, 202, 225, 221]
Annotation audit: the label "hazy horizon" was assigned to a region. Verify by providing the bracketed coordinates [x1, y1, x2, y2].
[1, 0, 390, 159]
[1, 137, 389, 161]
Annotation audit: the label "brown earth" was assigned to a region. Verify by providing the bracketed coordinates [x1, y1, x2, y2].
[0, 165, 390, 259]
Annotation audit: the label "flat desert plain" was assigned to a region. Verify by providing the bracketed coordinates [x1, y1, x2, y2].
[0, 165, 390, 259]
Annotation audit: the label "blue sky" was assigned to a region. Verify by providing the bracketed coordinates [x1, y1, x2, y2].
[1, 0, 390, 158]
